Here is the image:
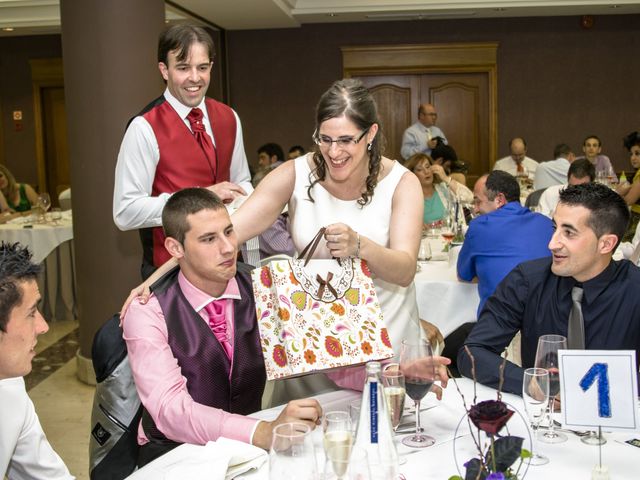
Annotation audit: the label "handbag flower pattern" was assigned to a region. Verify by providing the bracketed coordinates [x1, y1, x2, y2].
[251, 257, 394, 380]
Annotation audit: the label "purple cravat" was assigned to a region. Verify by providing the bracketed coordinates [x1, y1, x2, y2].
[204, 300, 233, 360]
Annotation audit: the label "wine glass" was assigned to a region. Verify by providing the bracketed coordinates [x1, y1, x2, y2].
[399, 339, 436, 448]
[522, 368, 550, 466]
[534, 334, 568, 444]
[269, 422, 317, 480]
[382, 365, 406, 432]
[38, 192, 51, 213]
[323, 445, 370, 480]
[323, 411, 352, 459]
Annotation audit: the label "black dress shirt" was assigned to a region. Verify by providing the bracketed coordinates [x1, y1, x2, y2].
[458, 257, 640, 394]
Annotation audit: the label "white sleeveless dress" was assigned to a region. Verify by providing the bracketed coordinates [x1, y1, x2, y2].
[268, 154, 421, 405]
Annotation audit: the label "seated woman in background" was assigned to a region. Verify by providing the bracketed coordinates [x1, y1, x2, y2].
[405, 153, 472, 226]
[0, 165, 38, 212]
[616, 131, 640, 242]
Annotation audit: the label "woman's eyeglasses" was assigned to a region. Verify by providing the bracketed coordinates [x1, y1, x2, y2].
[313, 128, 369, 149]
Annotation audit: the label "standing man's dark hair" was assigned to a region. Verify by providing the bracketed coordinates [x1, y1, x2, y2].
[558, 183, 629, 247]
[157, 24, 215, 65]
[485, 170, 521, 204]
[0, 243, 40, 332]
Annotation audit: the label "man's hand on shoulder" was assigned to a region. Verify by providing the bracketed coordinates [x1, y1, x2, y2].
[207, 182, 247, 203]
[252, 398, 322, 450]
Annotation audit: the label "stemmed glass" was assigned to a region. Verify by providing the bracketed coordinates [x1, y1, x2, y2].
[522, 368, 550, 466]
[534, 334, 568, 444]
[36, 192, 51, 223]
[323, 411, 352, 459]
[323, 446, 370, 480]
[269, 422, 317, 480]
[382, 365, 406, 432]
[399, 339, 436, 448]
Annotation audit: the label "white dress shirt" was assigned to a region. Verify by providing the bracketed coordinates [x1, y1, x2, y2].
[533, 157, 570, 190]
[493, 155, 539, 181]
[113, 88, 252, 230]
[538, 183, 565, 218]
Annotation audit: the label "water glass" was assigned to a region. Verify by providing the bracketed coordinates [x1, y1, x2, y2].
[269, 422, 316, 480]
[418, 236, 432, 262]
[522, 368, 550, 466]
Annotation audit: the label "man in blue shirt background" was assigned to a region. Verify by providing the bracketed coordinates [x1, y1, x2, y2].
[457, 170, 553, 315]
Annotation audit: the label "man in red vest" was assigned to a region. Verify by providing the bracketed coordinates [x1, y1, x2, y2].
[113, 24, 252, 279]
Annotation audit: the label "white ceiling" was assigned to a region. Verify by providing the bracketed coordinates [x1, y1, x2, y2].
[0, 0, 639, 35]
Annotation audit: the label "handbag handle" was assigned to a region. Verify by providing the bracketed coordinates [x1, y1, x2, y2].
[298, 227, 326, 267]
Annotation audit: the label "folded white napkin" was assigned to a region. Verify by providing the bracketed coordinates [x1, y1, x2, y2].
[126, 437, 267, 480]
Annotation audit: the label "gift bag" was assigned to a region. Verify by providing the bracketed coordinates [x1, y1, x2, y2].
[251, 228, 394, 380]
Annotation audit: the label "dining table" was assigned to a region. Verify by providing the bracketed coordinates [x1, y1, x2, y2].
[413, 236, 479, 337]
[0, 210, 76, 321]
[131, 376, 639, 479]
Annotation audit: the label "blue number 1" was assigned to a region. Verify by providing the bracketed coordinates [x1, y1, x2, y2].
[579, 363, 612, 418]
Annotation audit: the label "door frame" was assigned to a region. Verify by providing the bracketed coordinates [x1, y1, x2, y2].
[341, 43, 498, 165]
[29, 58, 64, 193]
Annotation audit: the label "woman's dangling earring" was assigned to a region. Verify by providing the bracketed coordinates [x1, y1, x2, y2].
[367, 142, 372, 152]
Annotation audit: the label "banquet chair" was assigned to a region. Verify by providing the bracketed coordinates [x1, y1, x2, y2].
[524, 187, 545, 209]
[58, 188, 72, 210]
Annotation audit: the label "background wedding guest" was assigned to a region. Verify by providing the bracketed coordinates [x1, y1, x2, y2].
[113, 24, 252, 279]
[256, 142, 284, 171]
[401, 103, 448, 160]
[287, 145, 305, 159]
[123, 189, 321, 466]
[493, 137, 538, 182]
[575, 134, 617, 181]
[405, 153, 472, 226]
[0, 242, 74, 479]
[533, 143, 575, 191]
[0, 164, 38, 212]
[538, 158, 595, 218]
[616, 131, 640, 241]
[458, 183, 640, 394]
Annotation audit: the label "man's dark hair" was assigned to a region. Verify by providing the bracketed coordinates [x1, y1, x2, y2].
[553, 143, 572, 159]
[485, 170, 520, 203]
[558, 183, 629, 247]
[288, 145, 305, 156]
[431, 144, 458, 163]
[567, 158, 595, 182]
[257, 143, 284, 163]
[583, 134, 602, 147]
[158, 24, 215, 65]
[0, 242, 40, 332]
[162, 188, 225, 244]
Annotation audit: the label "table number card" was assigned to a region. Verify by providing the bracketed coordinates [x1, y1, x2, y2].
[558, 350, 638, 431]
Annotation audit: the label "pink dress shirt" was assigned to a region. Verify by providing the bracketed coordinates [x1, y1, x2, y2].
[122, 271, 260, 446]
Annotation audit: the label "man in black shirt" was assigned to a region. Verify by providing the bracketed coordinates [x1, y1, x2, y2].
[458, 183, 640, 394]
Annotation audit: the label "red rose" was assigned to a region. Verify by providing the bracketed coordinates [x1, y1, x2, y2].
[468, 400, 514, 436]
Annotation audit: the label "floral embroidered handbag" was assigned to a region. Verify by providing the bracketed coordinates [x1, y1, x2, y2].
[251, 228, 394, 380]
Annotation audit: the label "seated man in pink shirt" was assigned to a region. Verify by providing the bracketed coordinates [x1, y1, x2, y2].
[123, 188, 321, 467]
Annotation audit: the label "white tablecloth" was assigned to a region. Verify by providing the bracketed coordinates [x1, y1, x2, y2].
[413, 244, 479, 337]
[0, 212, 76, 321]
[248, 378, 639, 480]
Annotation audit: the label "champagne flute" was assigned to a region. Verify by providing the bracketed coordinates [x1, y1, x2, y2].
[534, 334, 568, 444]
[399, 339, 436, 448]
[269, 422, 317, 480]
[522, 368, 550, 466]
[382, 365, 406, 432]
[323, 411, 352, 460]
[324, 445, 370, 480]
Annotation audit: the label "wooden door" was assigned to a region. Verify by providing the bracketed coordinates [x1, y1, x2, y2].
[41, 86, 70, 203]
[358, 73, 489, 186]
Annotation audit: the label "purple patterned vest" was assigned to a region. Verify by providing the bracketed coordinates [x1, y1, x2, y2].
[140, 264, 265, 452]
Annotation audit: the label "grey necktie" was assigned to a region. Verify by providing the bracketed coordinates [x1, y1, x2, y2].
[567, 286, 585, 349]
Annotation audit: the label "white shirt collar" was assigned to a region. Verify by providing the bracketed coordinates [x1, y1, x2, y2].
[163, 87, 209, 124]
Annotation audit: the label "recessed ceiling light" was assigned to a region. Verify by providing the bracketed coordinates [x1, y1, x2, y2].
[494, 8, 506, 12]
[327, 13, 337, 17]
[2, 27, 15, 32]
[610, 4, 621, 8]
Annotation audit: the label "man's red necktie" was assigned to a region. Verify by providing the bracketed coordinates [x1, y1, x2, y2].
[187, 108, 217, 182]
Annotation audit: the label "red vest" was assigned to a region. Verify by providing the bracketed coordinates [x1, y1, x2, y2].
[141, 97, 237, 268]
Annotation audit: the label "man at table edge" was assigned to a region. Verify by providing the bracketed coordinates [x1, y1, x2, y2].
[122, 188, 321, 466]
[0, 242, 74, 479]
[458, 183, 640, 395]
